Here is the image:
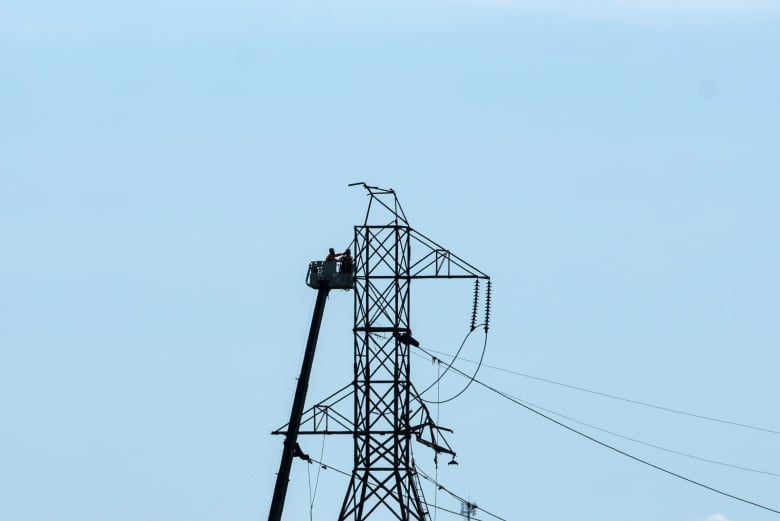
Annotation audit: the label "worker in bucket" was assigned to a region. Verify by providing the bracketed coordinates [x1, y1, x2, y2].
[340, 248, 353, 273]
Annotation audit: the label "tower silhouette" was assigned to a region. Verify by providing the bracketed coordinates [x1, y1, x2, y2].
[273, 184, 490, 520]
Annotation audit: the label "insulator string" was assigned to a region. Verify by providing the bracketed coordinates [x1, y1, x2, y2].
[484, 279, 492, 333]
[470, 279, 480, 331]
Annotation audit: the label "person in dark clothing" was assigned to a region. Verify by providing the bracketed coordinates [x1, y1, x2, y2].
[340, 248, 353, 273]
[326, 248, 341, 262]
[293, 442, 310, 462]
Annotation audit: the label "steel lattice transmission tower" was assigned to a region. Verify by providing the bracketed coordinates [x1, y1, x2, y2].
[273, 184, 490, 521]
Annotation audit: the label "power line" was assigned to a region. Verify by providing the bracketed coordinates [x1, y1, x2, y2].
[421, 346, 780, 435]
[304, 456, 506, 521]
[416, 467, 508, 521]
[307, 456, 352, 479]
[416, 349, 780, 478]
[512, 394, 780, 478]
[425, 502, 463, 518]
[307, 436, 327, 520]
[432, 360, 780, 516]
[424, 502, 486, 521]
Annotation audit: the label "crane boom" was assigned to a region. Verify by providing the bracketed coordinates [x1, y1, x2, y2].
[268, 285, 330, 521]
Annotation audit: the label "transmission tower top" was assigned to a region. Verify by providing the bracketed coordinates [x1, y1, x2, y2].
[348, 181, 489, 281]
[349, 181, 410, 226]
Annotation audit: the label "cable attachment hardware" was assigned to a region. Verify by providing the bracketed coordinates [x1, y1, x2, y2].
[470, 279, 480, 331]
[484, 279, 492, 333]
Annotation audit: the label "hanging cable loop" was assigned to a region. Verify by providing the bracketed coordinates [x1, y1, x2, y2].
[418, 324, 489, 404]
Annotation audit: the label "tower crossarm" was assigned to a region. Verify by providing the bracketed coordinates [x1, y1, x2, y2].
[408, 229, 489, 280]
[271, 383, 355, 436]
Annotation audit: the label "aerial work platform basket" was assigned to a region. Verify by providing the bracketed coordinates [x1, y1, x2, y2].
[306, 260, 354, 290]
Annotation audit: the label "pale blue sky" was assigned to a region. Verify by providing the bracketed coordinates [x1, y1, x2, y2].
[1, 1, 779, 520]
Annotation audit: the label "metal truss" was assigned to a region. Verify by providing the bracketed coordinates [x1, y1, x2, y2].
[274, 184, 489, 521]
